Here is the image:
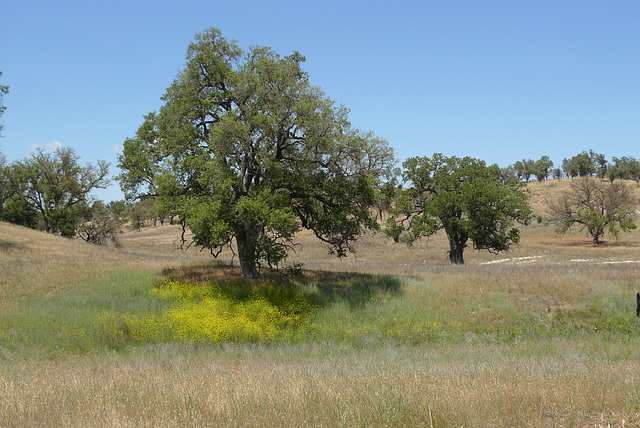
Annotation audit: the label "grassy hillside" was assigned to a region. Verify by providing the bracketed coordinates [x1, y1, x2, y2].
[2, 179, 640, 426]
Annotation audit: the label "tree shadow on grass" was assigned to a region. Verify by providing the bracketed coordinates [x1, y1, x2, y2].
[160, 263, 403, 309]
[301, 270, 402, 308]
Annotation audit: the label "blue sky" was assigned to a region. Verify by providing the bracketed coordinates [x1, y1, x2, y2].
[2, 0, 639, 202]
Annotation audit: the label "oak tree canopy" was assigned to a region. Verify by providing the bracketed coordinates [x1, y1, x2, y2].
[117, 28, 395, 278]
[385, 154, 531, 264]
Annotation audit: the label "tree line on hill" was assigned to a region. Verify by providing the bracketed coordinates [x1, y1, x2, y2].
[0, 31, 638, 278]
[497, 150, 640, 184]
[0, 147, 173, 246]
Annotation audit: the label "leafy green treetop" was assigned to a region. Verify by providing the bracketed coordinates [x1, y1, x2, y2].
[608, 156, 640, 183]
[8, 147, 110, 237]
[563, 152, 595, 178]
[117, 28, 395, 278]
[385, 154, 531, 264]
[533, 156, 553, 182]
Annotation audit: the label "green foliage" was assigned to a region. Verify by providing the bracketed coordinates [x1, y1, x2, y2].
[386, 153, 532, 264]
[106, 200, 128, 218]
[562, 152, 595, 178]
[1, 196, 39, 229]
[4, 147, 110, 236]
[609, 156, 640, 183]
[117, 27, 394, 278]
[514, 158, 535, 182]
[4, 265, 640, 356]
[533, 156, 553, 182]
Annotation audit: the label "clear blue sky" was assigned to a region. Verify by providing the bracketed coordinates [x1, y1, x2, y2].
[2, 0, 639, 202]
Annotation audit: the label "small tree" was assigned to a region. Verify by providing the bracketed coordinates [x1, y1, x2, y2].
[547, 177, 637, 245]
[610, 156, 640, 184]
[589, 150, 607, 179]
[76, 201, 123, 247]
[128, 198, 156, 231]
[375, 167, 402, 221]
[8, 147, 110, 236]
[514, 159, 535, 182]
[385, 154, 531, 264]
[533, 156, 553, 182]
[106, 200, 128, 218]
[498, 164, 516, 185]
[0, 152, 8, 218]
[564, 152, 595, 178]
[552, 167, 563, 181]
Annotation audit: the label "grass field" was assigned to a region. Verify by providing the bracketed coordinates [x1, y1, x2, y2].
[2, 179, 640, 427]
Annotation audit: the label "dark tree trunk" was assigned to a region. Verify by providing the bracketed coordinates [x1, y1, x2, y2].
[235, 223, 259, 279]
[589, 227, 603, 245]
[447, 233, 466, 264]
[239, 254, 258, 279]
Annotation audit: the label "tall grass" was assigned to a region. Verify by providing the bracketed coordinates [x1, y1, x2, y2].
[4, 261, 640, 356]
[0, 271, 164, 355]
[3, 178, 640, 428]
[2, 340, 640, 427]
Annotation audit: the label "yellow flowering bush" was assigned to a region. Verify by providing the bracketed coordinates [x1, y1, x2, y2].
[96, 279, 314, 344]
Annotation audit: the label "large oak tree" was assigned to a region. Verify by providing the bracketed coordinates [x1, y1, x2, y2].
[385, 154, 531, 264]
[117, 28, 394, 278]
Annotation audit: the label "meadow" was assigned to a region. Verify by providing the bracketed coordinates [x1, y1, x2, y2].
[1, 179, 640, 427]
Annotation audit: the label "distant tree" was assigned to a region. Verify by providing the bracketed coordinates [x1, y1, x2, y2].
[589, 150, 607, 179]
[513, 161, 525, 181]
[513, 159, 536, 182]
[522, 159, 536, 182]
[75, 201, 123, 247]
[547, 177, 637, 245]
[533, 156, 553, 182]
[561, 158, 572, 178]
[106, 200, 128, 218]
[552, 167, 563, 181]
[128, 198, 156, 231]
[385, 154, 531, 264]
[8, 147, 110, 237]
[1, 156, 39, 229]
[0, 71, 8, 137]
[566, 152, 595, 178]
[375, 169, 401, 221]
[497, 164, 516, 185]
[1, 196, 39, 229]
[609, 156, 640, 184]
[525, 159, 536, 182]
[117, 28, 394, 278]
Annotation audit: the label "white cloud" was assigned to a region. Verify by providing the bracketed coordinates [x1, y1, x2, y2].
[28, 140, 64, 152]
[110, 144, 122, 153]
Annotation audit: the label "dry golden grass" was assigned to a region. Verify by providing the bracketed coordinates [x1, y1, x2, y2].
[3, 178, 640, 427]
[527, 178, 640, 217]
[1, 341, 639, 427]
[0, 222, 221, 310]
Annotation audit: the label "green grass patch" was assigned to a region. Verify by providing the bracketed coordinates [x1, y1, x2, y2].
[0, 271, 164, 355]
[3, 263, 640, 356]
